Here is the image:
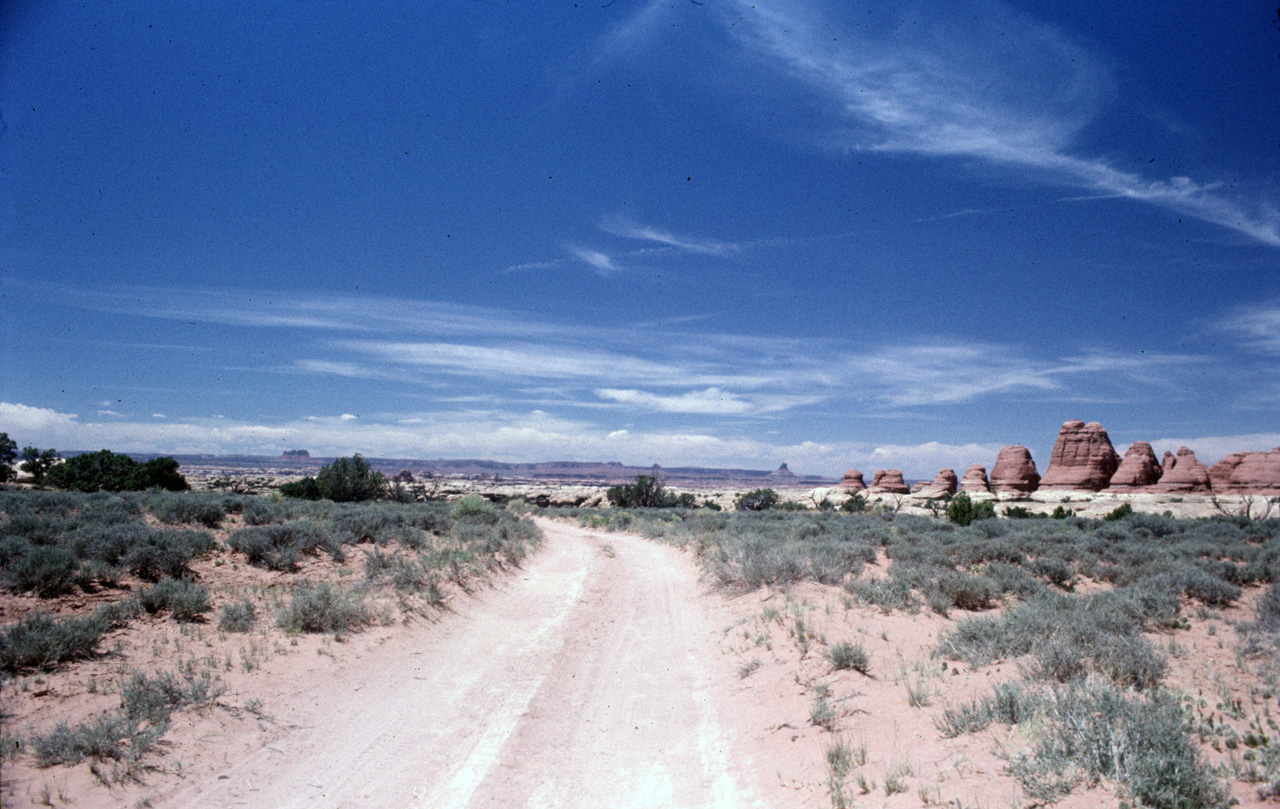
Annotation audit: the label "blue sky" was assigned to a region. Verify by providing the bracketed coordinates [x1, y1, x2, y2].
[1, 0, 1277, 478]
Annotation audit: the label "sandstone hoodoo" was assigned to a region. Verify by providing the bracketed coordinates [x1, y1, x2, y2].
[1040, 420, 1120, 491]
[1162, 451, 1177, 476]
[960, 464, 991, 493]
[1107, 441, 1163, 492]
[839, 469, 866, 492]
[921, 468, 958, 496]
[869, 469, 910, 494]
[1153, 446, 1213, 493]
[990, 446, 1040, 492]
[1209, 448, 1280, 495]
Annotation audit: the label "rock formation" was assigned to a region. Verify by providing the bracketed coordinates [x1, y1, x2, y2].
[1152, 447, 1212, 493]
[839, 469, 866, 492]
[769, 463, 797, 478]
[869, 469, 910, 494]
[1162, 451, 1177, 476]
[919, 468, 958, 496]
[1040, 420, 1120, 491]
[1209, 448, 1280, 495]
[960, 464, 991, 493]
[990, 446, 1040, 492]
[1107, 441, 1163, 492]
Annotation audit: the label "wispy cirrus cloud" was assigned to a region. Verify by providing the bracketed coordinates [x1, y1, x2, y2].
[719, 0, 1280, 247]
[565, 245, 623, 276]
[1219, 302, 1280, 356]
[599, 216, 739, 256]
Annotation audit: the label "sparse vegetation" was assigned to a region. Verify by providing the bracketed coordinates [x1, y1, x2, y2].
[827, 641, 870, 674]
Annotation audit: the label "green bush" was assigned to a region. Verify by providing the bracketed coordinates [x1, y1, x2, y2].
[606, 475, 675, 508]
[151, 494, 225, 527]
[735, 488, 779, 511]
[315, 454, 385, 502]
[0, 432, 16, 483]
[30, 714, 149, 767]
[947, 493, 997, 526]
[279, 477, 322, 500]
[45, 450, 188, 492]
[451, 494, 497, 518]
[278, 582, 370, 634]
[839, 494, 867, 513]
[123, 528, 216, 581]
[20, 446, 60, 485]
[0, 611, 107, 672]
[1103, 502, 1134, 521]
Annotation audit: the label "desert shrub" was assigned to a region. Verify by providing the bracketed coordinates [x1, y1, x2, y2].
[218, 598, 257, 632]
[1012, 682, 1228, 809]
[846, 577, 917, 612]
[95, 597, 143, 628]
[120, 669, 223, 722]
[451, 493, 497, 519]
[20, 446, 61, 485]
[1002, 506, 1045, 519]
[1031, 556, 1076, 589]
[278, 582, 370, 634]
[151, 494, 225, 527]
[279, 476, 322, 500]
[947, 493, 997, 526]
[0, 611, 107, 672]
[1103, 502, 1134, 521]
[45, 450, 188, 492]
[1176, 565, 1241, 606]
[123, 528, 216, 581]
[828, 641, 871, 674]
[227, 522, 334, 570]
[735, 488, 779, 511]
[935, 571, 999, 611]
[606, 475, 675, 508]
[938, 681, 1040, 738]
[29, 714, 150, 766]
[1257, 581, 1280, 633]
[138, 577, 211, 622]
[840, 494, 867, 513]
[315, 454, 385, 502]
[5, 545, 82, 596]
[242, 497, 289, 525]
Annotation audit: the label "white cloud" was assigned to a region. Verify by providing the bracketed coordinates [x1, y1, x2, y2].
[599, 217, 738, 256]
[0, 402, 79, 432]
[596, 387, 752, 415]
[340, 414, 358, 421]
[724, 0, 1280, 247]
[1219, 303, 1280, 356]
[151, 413, 166, 419]
[565, 246, 622, 276]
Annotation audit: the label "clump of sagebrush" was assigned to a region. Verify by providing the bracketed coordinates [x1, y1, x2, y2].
[828, 641, 871, 674]
[450, 493, 497, 519]
[277, 581, 370, 635]
[0, 611, 108, 672]
[734, 488, 779, 511]
[218, 597, 257, 633]
[226, 521, 336, 571]
[149, 492, 226, 527]
[137, 576, 211, 622]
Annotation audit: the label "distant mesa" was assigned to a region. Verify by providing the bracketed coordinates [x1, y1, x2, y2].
[839, 469, 866, 492]
[1209, 448, 1280, 495]
[1107, 441, 1163, 492]
[1040, 420, 1119, 492]
[990, 446, 1040, 493]
[1152, 446, 1213, 493]
[769, 463, 797, 478]
[960, 464, 991, 493]
[869, 469, 909, 494]
[280, 449, 311, 459]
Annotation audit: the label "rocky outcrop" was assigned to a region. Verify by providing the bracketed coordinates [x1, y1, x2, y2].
[960, 464, 991, 493]
[869, 469, 910, 494]
[1040, 420, 1120, 491]
[839, 469, 866, 492]
[1209, 448, 1280, 495]
[769, 463, 797, 478]
[1107, 442, 1163, 492]
[1152, 447, 1212, 493]
[918, 468, 958, 496]
[990, 446, 1040, 492]
[1162, 451, 1177, 476]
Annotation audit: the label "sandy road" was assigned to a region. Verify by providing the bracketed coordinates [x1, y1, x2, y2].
[160, 519, 770, 809]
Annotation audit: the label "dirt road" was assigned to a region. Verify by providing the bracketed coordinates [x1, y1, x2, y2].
[160, 519, 770, 809]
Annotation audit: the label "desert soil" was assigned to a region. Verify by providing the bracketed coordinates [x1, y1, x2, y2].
[6, 517, 1275, 808]
[150, 519, 770, 808]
